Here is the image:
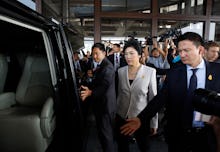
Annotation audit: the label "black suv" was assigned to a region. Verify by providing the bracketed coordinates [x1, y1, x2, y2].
[0, 1, 84, 152]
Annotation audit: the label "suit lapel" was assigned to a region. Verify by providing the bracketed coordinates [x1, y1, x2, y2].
[125, 66, 131, 88]
[130, 65, 143, 89]
[93, 58, 106, 77]
[179, 65, 193, 128]
[176, 65, 188, 96]
[108, 54, 115, 66]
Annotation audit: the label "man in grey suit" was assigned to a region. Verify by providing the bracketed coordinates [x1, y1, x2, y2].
[119, 32, 220, 152]
[80, 43, 117, 152]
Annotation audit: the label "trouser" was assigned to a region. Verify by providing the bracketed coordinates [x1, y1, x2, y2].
[82, 101, 117, 152]
[93, 109, 117, 152]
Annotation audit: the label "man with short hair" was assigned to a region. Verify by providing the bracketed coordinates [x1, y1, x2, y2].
[204, 41, 220, 62]
[119, 32, 220, 152]
[80, 42, 117, 152]
[107, 43, 126, 71]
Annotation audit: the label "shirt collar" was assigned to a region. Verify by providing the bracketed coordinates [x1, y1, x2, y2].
[186, 59, 205, 71]
[97, 60, 103, 65]
[115, 53, 120, 56]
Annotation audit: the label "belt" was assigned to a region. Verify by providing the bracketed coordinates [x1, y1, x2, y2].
[183, 125, 210, 135]
[186, 127, 205, 133]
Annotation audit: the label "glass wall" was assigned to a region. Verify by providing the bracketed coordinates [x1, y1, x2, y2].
[209, 22, 220, 41]
[101, 18, 151, 46]
[41, 0, 220, 50]
[101, 0, 151, 13]
[158, 0, 206, 15]
[158, 20, 204, 36]
[212, 0, 220, 15]
[158, 20, 204, 44]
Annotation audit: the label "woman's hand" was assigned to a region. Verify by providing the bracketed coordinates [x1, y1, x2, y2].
[120, 117, 141, 136]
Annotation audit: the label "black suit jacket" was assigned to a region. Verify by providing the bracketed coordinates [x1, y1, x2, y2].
[90, 57, 117, 114]
[107, 53, 127, 69]
[138, 61, 220, 140]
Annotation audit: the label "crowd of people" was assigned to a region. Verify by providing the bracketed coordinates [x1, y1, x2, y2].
[73, 32, 220, 152]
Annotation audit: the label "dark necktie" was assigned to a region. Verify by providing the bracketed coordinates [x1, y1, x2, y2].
[94, 64, 100, 71]
[77, 62, 81, 71]
[184, 68, 201, 128]
[116, 54, 119, 64]
[115, 54, 120, 71]
[188, 68, 198, 95]
[188, 68, 204, 127]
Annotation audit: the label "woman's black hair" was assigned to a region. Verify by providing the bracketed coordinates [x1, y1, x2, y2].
[123, 39, 142, 55]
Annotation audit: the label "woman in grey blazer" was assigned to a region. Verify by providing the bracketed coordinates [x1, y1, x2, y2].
[115, 39, 158, 152]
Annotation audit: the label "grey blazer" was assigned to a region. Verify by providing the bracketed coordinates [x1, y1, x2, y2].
[117, 64, 158, 128]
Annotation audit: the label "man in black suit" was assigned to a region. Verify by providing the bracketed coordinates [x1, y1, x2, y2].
[107, 43, 126, 71]
[80, 43, 117, 152]
[119, 32, 220, 152]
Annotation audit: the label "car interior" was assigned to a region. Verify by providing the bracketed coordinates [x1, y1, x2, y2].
[0, 16, 56, 152]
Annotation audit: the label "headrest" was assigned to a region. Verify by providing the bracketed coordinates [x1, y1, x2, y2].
[16, 55, 53, 107]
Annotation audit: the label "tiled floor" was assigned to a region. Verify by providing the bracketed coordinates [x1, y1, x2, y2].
[84, 114, 168, 152]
